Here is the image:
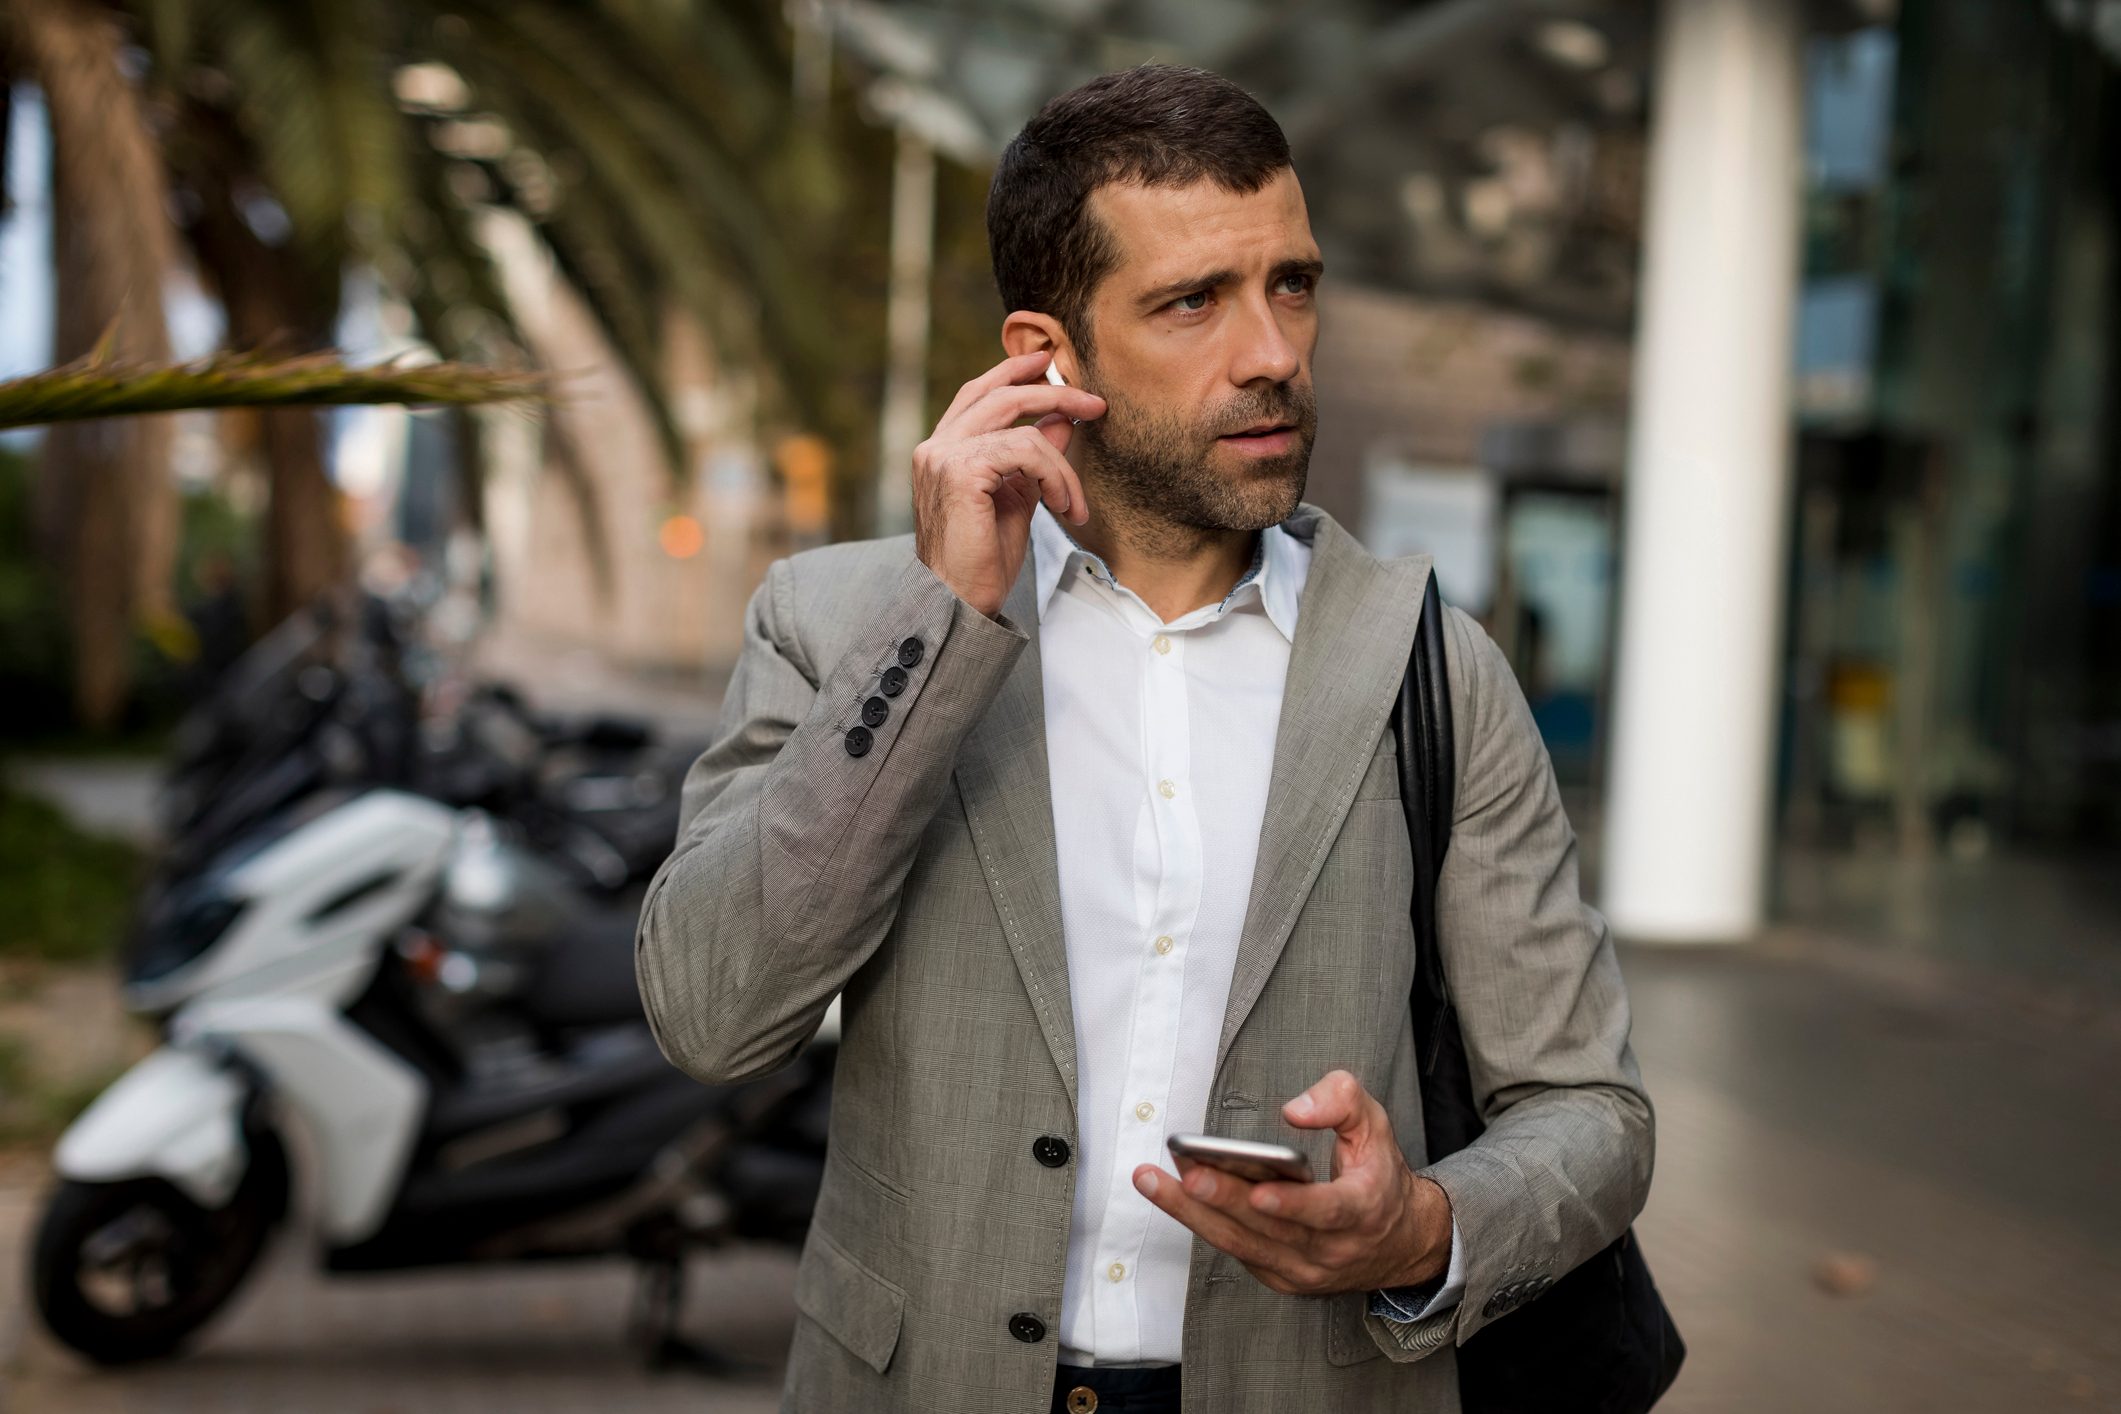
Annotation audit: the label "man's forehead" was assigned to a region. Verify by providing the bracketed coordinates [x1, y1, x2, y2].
[1088, 169, 1318, 290]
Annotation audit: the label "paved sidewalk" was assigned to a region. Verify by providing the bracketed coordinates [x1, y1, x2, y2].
[3, 935, 2115, 1412]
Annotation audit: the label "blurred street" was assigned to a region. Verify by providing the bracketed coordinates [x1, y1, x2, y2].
[3, 926, 2115, 1413]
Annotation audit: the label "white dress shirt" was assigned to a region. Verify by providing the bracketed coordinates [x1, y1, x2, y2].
[1027, 502, 1464, 1367]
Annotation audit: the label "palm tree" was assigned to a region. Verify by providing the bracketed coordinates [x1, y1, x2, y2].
[1, 0, 896, 725]
[131, 0, 843, 613]
[6, 0, 182, 729]
[0, 345, 545, 429]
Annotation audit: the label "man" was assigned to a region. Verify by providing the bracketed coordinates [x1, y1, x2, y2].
[636, 64, 1653, 1414]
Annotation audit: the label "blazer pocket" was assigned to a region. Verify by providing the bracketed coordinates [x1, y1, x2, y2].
[838, 1148, 913, 1208]
[794, 1224, 906, 1375]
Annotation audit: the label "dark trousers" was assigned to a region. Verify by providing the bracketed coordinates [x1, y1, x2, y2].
[1049, 1362, 1183, 1414]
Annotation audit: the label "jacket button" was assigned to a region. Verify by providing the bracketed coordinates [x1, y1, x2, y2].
[1008, 1311, 1046, 1343]
[861, 695, 889, 728]
[897, 636, 925, 669]
[880, 664, 909, 697]
[844, 725, 873, 757]
[1032, 1135, 1070, 1168]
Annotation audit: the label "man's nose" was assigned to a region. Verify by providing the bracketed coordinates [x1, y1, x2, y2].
[1228, 297, 1302, 386]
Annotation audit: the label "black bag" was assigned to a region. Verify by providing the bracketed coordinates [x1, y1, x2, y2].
[1389, 568, 1685, 1414]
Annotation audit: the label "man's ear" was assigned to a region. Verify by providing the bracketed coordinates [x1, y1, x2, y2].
[1002, 310, 1075, 382]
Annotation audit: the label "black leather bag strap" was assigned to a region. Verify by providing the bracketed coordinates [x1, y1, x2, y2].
[1392, 568, 1484, 1161]
[1390, 569, 1687, 1414]
[1394, 567, 1457, 1076]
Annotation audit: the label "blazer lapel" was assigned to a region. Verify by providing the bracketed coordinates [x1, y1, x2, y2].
[1214, 506, 1433, 1070]
[952, 551, 1080, 1113]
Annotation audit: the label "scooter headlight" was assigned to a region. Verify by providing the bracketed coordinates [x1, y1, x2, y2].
[129, 884, 249, 986]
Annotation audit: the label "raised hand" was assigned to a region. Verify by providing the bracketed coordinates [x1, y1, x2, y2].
[911, 349, 1104, 619]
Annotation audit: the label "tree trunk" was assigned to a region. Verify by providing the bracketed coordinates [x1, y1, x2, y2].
[259, 405, 345, 619]
[14, 0, 178, 729]
[175, 110, 347, 628]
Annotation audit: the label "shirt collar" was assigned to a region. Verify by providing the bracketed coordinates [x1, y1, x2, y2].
[1029, 500, 1305, 641]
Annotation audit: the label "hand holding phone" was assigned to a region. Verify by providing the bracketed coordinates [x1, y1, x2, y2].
[1165, 1133, 1313, 1185]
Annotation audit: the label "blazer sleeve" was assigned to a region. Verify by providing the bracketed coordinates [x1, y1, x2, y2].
[635, 552, 1029, 1085]
[1365, 606, 1655, 1362]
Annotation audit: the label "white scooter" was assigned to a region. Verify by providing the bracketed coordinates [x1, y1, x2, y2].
[32, 787, 833, 1367]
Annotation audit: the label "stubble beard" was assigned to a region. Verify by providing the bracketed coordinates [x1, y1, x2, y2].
[1069, 365, 1316, 555]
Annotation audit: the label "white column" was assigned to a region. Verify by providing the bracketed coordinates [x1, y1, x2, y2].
[1601, 0, 1806, 942]
[875, 126, 936, 537]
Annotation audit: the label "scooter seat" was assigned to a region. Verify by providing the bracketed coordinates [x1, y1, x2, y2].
[521, 905, 647, 1028]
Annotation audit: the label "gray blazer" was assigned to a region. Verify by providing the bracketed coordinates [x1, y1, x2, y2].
[635, 501, 1653, 1413]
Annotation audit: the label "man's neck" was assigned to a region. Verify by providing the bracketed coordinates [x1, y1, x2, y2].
[1065, 503, 1259, 625]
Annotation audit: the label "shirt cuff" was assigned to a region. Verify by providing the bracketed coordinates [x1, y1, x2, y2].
[1367, 1215, 1467, 1323]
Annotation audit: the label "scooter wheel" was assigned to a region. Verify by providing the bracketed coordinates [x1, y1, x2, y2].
[31, 1128, 288, 1365]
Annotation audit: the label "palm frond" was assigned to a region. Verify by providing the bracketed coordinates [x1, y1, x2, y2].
[0, 347, 547, 429]
[444, 3, 832, 424]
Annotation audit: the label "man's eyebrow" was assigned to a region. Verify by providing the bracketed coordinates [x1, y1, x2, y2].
[1132, 258, 1326, 312]
[1134, 268, 1240, 311]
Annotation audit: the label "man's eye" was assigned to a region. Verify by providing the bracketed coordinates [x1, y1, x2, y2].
[1173, 291, 1209, 312]
[1277, 274, 1313, 295]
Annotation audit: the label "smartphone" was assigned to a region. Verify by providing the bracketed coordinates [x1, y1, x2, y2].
[1165, 1133, 1313, 1184]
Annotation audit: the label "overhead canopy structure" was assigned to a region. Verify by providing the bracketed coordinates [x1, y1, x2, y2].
[821, 0, 1888, 332]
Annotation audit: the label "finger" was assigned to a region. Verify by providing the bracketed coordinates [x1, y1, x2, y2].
[938, 350, 1056, 427]
[1248, 1173, 1365, 1230]
[972, 426, 1083, 521]
[1133, 1166, 1294, 1272]
[1034, 411, 1074, 454]
[1171, 1160, 1316, 1247]
[952, 382, 1108, 438]
[1029, 416, 1091, 524]
[1283, 1069, 1373, 1139]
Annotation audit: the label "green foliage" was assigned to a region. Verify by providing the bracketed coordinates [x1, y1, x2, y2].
[0, 442, 256, 746]
[0, 786, 142, 965]
[0, 444, 77, 740]
[124, 0, 844, 486]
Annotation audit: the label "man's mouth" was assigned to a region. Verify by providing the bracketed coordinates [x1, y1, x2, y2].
[1218, 421, 1298, 455]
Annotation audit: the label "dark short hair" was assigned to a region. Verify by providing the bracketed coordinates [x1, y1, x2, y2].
[986, 64, 1292, 356]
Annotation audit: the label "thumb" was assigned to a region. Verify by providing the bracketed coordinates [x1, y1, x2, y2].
[1282, 1069, 1366, 1135]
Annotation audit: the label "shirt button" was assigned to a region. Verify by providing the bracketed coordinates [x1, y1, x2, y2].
[1106, 1261, 1127, 1283]
[861, 695, 889, 728]
[1157, 779, 1176, 799]
[897, 636, 925, 669]
[1134, 1100, 1155, 1122]
[1153, 935, 1174, 956]
[1008, 1311, 1046, 1343]
[844, 725, 873, 757]
[1152, 634, 1171, 654]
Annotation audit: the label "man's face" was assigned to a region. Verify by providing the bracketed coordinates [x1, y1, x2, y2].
[1071, 167, 1322, 534]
